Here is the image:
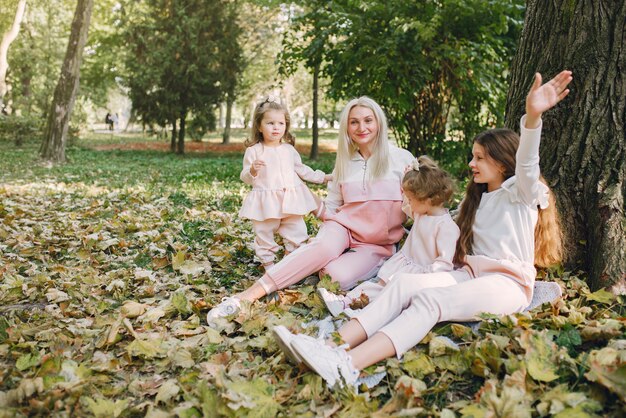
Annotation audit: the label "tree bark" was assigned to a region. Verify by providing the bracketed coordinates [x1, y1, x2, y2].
[505, 0, 626, 292]
[0, 0, 27, 111]
[310, 61, 320, 160]
[170, 119, 177, 153]
[222, 94, 233, 144]
[177, 111, 186, 154]
[39, 0, 94, 163]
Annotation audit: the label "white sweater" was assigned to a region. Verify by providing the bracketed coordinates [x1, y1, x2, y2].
[470, 116, 550, 284]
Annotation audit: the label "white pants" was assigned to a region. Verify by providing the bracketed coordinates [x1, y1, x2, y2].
[345, 280, 385, 304]
[252, 215, 308, 265]
[354, 270, 528, 357]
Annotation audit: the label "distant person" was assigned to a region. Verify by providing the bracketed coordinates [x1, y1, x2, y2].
[105, 112, 113, 131]
[206, 96, 414, 325]
[318, 155, 458, 317]
[234, 98, 331, 273]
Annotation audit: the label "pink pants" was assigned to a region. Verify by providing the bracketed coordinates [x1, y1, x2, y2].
[258, 220, 394, 293]
[355, 269, 528, 358]
[252, 215, 308, 265]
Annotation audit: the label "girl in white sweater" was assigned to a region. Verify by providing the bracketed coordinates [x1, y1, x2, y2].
[274, 70, 572, 388]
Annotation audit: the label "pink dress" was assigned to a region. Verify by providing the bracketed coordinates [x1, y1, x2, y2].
[238, 143, 326, 221]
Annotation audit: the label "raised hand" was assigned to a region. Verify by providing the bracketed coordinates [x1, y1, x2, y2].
[525, 70, 573, 128]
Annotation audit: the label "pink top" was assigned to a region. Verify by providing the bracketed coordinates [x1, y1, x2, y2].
[377, 210, 460, 281]
[320, 145, 415, 245]
[238, 143, 326, 221]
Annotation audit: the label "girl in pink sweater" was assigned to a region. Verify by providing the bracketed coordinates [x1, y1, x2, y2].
[318, 155, 459, 317]
[239, 99, 331, 270]
[274, 70, 571, 389]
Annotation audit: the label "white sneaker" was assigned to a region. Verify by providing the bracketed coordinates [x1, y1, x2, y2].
[272, 325, 319, 365]
[317, 288, 346, 317]
[291, 338, 359, 389]
[206, 297, 241, 327]
[272, 325, 303, 364]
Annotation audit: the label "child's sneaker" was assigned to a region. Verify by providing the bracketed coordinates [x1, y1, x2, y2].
[291, 337, 359, 389]
[272, 325, 318, 365]
[206, 297, 241, 327]
[317, 288, 346, 317]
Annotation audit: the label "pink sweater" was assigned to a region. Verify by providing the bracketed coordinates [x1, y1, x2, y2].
[239, 143, 326, 221]
[320, 145, 415, 245]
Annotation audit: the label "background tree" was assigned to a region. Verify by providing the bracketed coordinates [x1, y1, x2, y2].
[505, 0, 625, 292]
[39, 0, 94, 163]
[280, 1, 332, 160]
[220, 1, 244, 145]
[6, 0, 75, 117]
[124, 0, 231, 154]
[0, 0, 27, 112]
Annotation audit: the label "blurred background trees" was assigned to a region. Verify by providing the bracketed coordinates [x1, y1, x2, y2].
[2, 0, 523, 166]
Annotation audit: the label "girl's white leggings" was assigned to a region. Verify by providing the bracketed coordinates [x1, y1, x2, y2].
[354, 268, 528, 357]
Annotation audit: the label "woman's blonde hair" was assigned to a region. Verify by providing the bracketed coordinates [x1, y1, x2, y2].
[453, 128, 563, 268]
[403, 156, 455, 207]
[245, 98, 295, 147]
[334, 96, 390, 182]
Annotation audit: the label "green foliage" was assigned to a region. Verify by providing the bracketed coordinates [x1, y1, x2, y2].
[0, 114, 42, 145]
[6, 0, 75, 116]
[281, 0, 524, 174]
[187, 113, 217, 142]
[122, 0, 242, 147]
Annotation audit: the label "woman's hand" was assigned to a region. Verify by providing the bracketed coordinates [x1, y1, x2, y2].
[525, 70, 573, 128]
[250, 159, 265, 176]
[323, 174, 333, 183]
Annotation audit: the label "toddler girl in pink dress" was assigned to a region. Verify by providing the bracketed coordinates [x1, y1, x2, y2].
[239, 99, 332, 270]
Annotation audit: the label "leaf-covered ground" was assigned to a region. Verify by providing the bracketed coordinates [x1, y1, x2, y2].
[0, 136, 625, 417]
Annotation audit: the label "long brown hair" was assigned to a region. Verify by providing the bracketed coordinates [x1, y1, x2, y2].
[245, 98, 295, 147]
[453, 128, 563, 268]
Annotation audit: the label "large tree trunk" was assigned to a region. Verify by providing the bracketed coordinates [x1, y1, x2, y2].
[0, 0, 27, 111]
[505, 0, 625, 292]
[222, 94, 233, 144]
[39, 0, 94, 163]
[310, 61, 320, 160]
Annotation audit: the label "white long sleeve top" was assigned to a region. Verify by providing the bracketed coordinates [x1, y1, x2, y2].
[377, 210, 460, 281]
[468, 115, 550, 292]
